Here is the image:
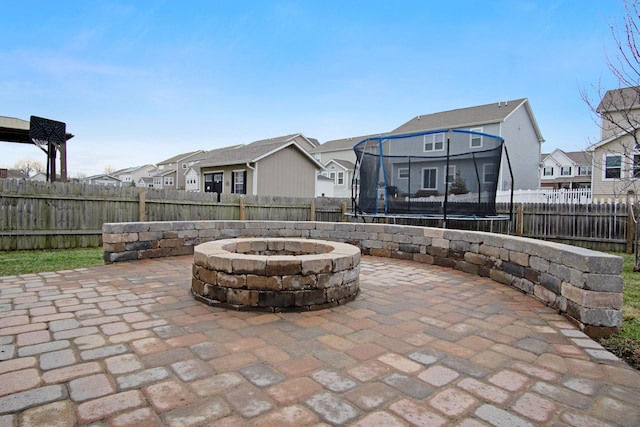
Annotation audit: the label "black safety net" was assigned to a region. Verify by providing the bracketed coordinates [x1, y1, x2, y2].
[352, 129, 509, 217]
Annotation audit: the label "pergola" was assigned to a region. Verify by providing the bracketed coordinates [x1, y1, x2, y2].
[0, 116, 74, 182]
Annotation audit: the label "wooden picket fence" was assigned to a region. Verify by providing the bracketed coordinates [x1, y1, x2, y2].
[0, 179, 634, 252]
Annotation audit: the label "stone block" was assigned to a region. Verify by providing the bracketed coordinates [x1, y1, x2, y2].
[489, 269, 513, 286]
[512, 277, 534, 294]
[455, 260, 478, 275]
[197, 267, 217, 285]
[139, 248, 171, 259]
[509, 251, 529, 267]
[464, 252, 486, 265]
[432, 238, 449, 249]
[125, 241, 152, 251]
[226, 289, 258, 307]
[561, 282, 623, 309]
[159, 238, 184, 248]
[370, 248, 391, 258]
[102, 233, 138, 244]
[502, 262, 524, 278]
[327, 284, 352, 302]
[413, 253, 434, 264]
[581, 273, 624, 292]
[207, 255, 233, 274]
[247, 275, 282, 291]
[534, 284, 558, 305]
[192, 278, 205, 296]
[258, 291, 295, 308]
[565, 301, 622, 327]
[109, 251, 138, 263]
[295, 289, 326, 306]
[343, 267, 359, 284]
[232, 256, 266, 275]
[205, 285, 227, 303]
[529, 256, 549, 273]
[539, 273, 561, 294]
[398, 244, 420, 253]
[300, 256, 332, 275]
[282, 275, 316, 290]
[217, 272, 246, 289]
[318, 271, 344, 289]
[103, 242, 125, 253]
[391, 251, 413, 260]
[266, 257, 302, 275]
[523, 268, 540, 284]
[449, 240, 471, 252]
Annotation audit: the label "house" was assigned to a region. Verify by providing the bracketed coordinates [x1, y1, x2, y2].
[588, 86, 640, 199]
[82, 174, 123, 186]
[540, 149, 592, 189]
[155, 150, 204, 190]
[151, 169, 177, 190]
[0, 169, 28, 179]
[184, 146, 243, 192]
[316, 174, 335, 197]
[113, 165, 156, 187]
[310, 133, 387, 198]
[391, 98, 545, 191]
[319, 159, 355, 198]
[137, 177, 154, 188]
[192, 134, 324, 197]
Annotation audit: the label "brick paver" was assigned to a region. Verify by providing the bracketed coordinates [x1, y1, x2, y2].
[0, 255, 639, 425]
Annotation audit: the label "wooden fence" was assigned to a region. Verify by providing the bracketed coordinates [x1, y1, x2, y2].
[0, 179, 634, 252]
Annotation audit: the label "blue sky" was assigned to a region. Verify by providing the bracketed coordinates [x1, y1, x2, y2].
[0, 1, 625, 176]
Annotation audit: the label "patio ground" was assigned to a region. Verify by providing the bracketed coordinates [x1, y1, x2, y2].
[1, 255, 639, 426]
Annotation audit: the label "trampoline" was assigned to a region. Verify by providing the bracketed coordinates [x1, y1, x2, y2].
[350, 129, 513, 228]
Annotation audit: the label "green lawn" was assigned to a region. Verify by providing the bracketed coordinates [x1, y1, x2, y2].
[0, 248, 104, 277]
[612, 252, 640, 339]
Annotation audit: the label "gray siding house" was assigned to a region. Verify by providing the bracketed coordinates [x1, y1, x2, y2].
[391, 99, 544, 191]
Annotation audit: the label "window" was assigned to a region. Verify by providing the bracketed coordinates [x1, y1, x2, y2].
[424, 133, 445, 152]
[182, 163, 187, 169]
[605, 155, 622, 179]
[232, 170, 246, 194]
[543, 166, 554, 176]
[483, 163, 496, 184]
[634, 155, 640, 178]
[560, 166, 572, 176]
[337, 171, 344, 185]
[329, 171, 336, 182]
[470, 128, 483, 148]
[577, 165, 592, 176]
[422, 168, 437, 189]
[398, 168, 409, 179]
[445, 165, 456, 183]
[153, 177, 161, 186]
[164, 177, 174, 186]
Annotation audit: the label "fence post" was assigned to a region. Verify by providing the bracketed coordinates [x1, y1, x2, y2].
[627, 204, 635, 254]
[340, 202, 347, 222]
[138, 188, 146, 222]
[310, 198, 316, 221]
[239, 197, 246, 220]
[517, 203, 524, 236]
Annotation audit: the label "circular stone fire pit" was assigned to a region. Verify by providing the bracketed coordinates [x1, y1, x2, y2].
[191, 238, 360, 311]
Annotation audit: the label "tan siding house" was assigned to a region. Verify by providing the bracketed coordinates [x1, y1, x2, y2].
[588, 87, 640, 199]
[192, 134, 324, 197]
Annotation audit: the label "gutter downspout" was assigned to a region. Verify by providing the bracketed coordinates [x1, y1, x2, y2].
[246, 162, 257, 195]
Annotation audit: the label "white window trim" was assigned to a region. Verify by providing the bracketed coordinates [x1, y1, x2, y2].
[560, 166, 572, 176]
[482, 163, 495, 184]
[445, 165, 456, 184]
[398, 168, 409, 179]
[603, 154, 622, 181]
[423, 133, 445, 152]
[577, 165, 592, 176]
[422, 167, 438, 189]
[470, 127, 483, 149]
[232, 169, 246, 194]
[543, 166, 554, 176]
[337, 171, 344, 185]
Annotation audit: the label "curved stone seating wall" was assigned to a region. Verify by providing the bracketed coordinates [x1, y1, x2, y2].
[102, 220, 624, 337]
[192, 238, 360, 311]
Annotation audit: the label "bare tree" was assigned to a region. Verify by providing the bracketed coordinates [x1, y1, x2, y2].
[581, 0, 640, 196]
[13, 158, 44, 177]
[103, 165, 117, 175]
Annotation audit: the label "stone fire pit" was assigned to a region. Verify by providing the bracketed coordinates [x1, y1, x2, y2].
[192, 238, 360, 311]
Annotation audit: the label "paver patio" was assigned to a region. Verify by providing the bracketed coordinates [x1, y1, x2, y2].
[0, 255, 639, 426]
